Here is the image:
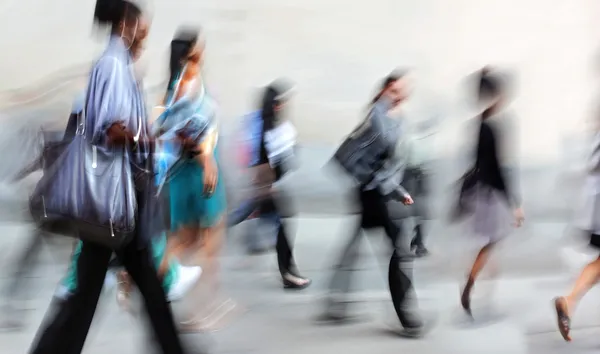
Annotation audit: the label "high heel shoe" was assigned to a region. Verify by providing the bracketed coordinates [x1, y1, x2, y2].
[282, 273, 311, 290]
[461, 277, 474, 317]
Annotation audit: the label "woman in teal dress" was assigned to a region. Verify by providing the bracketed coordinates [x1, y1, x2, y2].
[153, 28, 231, 331]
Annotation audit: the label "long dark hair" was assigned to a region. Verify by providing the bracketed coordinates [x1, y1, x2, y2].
[260, 80, 294, 128]
[371, 70, 407, 105]
[261, 85, 281, 127]
[478, 67, 504, 119]
[167, 28, 200, 92]
[93, 0, 141, 31]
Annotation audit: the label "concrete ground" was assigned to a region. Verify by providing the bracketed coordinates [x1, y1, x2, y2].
[0, 211, 596, 353]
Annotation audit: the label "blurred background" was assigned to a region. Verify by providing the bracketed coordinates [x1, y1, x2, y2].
[0, 0, 599, 353]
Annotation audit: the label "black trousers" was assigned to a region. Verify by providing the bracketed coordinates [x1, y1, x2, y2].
[257, 189, 297, 277]
[29, 233, 184, 354]
[326, 188, 418, 328]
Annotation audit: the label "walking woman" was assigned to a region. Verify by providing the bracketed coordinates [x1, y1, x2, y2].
[459, 68, 524, 317]
[553, 113, 600, 342]
[250, 81, 311, 289]
[322, 71, 423, 335]
[29, 1, 187, 352]
[152, 28, 232, 331]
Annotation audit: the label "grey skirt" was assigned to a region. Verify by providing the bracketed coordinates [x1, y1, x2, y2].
[470, 185, 511, 244]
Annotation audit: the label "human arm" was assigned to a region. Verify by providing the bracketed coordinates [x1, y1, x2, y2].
[478, 122, 523, 224]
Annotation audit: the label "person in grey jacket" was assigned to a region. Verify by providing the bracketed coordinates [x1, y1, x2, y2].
[320, 71, 425, 336]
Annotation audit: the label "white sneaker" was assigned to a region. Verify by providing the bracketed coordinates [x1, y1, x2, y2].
[53, 285, 72, 300]
[104, 272, 118, 289]
[168, 265, 202, 302]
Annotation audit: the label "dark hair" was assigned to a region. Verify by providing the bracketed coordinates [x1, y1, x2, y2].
[478, 67, 502, 102]
[93, 0, 141, 31]
[167, 27, 200, 92]
[371, 70, 407, 105]
[261, 84, 281, 121]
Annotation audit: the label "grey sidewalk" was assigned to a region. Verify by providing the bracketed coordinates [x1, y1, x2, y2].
[0, 214, 593, 353]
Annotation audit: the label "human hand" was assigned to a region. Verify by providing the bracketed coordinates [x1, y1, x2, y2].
[513, 207, 525, 227]
[202, 155, 218, 196]
[107, 122, 131, 144]
[402, 194, 414, 205]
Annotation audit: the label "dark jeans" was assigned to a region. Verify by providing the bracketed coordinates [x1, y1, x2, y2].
[29, 232, 184, 354]
[326, 188, 419, 328]
[258, 190, 298, 277]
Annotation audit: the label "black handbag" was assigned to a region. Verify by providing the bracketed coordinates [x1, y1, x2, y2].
[29, 101, 139, 249]
[332, 112, 389, 186]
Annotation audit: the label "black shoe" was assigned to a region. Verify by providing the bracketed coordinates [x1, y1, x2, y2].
[461, 278, 474, 317]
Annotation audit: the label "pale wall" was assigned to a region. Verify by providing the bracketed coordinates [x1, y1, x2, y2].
[0, 0, 597, 164]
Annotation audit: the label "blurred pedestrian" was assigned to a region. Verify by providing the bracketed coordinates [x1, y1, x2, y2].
[322, 71, 426, 336]
[249, 80, 311, 289]
[28, 1, 188, 352]
[228, 110, 279, 254]
[553, 106, 600, 342]
[152, 27, 234, 332]
[0, 96, 83, 330]
[458, 67, 524, 318]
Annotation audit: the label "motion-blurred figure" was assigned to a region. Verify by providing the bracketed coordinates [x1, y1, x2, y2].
[228, 110, 279, 254]
[553, 106, 600, 342]
[152, 27, 232, 332]
[0, 96, 83, 330]
[248, 80, 311, 289]
[29, 1, 189, 352]
[457, 67, 524, 318]
[322, 71, 425, 336]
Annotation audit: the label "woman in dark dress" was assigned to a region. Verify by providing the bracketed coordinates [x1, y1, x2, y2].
[460, 68, 524, 317]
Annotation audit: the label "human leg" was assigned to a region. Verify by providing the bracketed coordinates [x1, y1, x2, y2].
[118, 240, 184, 354]
[29, 240, 112, 354]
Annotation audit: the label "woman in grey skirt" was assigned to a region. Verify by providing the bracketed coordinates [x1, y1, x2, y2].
[459, 68, 524, 317]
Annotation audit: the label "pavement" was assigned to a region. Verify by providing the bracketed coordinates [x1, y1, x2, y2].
[0, 210, 598, 353]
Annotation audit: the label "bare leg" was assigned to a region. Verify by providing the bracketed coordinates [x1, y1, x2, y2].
[554, 256, 600, 341]
[159, 228, 197, 278]
[565, 257, 600, 309]
[181, 218, 240, 332]
[461, 243, 495, 316]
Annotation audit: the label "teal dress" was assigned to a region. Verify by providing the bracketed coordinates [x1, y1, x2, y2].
[169, 146, 226, 230]
[155, 78, 226, 230]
